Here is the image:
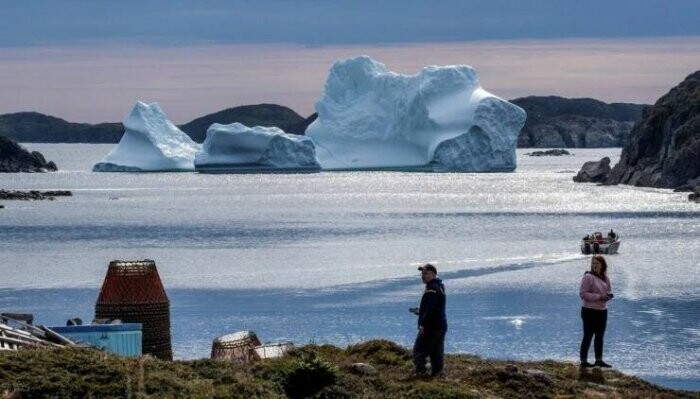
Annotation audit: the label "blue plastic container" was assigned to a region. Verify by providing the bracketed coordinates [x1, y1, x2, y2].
[49, 323, 142, 356]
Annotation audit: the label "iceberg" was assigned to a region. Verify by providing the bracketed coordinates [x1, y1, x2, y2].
[93, 102, 201, 172]
[306, 56, 526, 171]
[194, 123, 320, 173]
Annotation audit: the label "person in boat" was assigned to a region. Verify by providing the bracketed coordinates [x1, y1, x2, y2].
[594, 233, 604, 244]
[412, 263, 447, 377]
[608, 229, 616, 242]
[582, 235, 593, 254]
[579, 255, 614, 368]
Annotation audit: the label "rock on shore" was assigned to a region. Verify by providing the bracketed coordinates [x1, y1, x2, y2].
[688, 187, 700, 202]
[0, 135, 57, 173]
[573, 157, 612, 183]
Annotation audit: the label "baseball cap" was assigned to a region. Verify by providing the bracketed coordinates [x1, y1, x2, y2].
[418, 264, 437, 273]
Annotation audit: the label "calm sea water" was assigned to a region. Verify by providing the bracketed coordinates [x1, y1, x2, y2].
[1, 144, 698, 390]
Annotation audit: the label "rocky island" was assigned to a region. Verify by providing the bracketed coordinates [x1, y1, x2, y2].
[0, 135, 57, 173]
[0, 189, 72, 200]
[525, 149, 572, 156]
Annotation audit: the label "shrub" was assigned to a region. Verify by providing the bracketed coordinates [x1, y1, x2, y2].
[280, 352, 338, 399]
[346, 340, 411, 365]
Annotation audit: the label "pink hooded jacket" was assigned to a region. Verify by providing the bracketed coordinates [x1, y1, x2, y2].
[579, 272, 612, 310]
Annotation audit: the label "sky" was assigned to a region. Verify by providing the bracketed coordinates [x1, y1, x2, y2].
[1, 0, 699, 123]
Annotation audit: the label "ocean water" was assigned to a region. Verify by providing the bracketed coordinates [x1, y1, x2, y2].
[1, 144, 698, 391]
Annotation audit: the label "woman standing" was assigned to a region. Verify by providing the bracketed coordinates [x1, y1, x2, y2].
[579, 254, 614, 368]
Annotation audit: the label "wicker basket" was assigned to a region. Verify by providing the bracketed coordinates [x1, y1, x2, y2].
[95, 260, 172, 360]
[211, 330, 262, 364]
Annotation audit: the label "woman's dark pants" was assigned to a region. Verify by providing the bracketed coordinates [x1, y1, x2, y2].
[413, 329, 446, 375]
[580, 307, 607, 362]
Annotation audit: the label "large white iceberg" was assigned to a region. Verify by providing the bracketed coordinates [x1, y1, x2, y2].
[93, 102, 201, 172]
[306, 56, 526, 171]
[194, 123, 320, 173]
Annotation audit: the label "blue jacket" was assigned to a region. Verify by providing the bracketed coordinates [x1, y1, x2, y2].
[418, 278, 447, 332]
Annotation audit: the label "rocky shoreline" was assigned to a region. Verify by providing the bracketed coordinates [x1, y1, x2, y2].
[605, 71, 700, 189]
[573, 70, 700, 199]
[0, 340, 694, 398]
[0, 135, 57, 173]
[0, 190, 72, 201]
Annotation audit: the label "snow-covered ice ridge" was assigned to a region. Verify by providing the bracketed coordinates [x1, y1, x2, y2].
[93, 102, 201, 172]
[306, 56, 527, 171]
[194, 123, 320, 173]
[94, 57, 525, 173]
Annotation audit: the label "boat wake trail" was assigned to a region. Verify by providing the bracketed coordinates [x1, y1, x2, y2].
[315, 253, 586, 296]
[437, 253, 584, 281]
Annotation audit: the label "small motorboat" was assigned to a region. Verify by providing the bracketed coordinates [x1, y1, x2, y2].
[581, 231, 621, 255]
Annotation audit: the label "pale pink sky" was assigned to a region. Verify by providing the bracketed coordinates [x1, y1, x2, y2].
[1, 37, 699, 124]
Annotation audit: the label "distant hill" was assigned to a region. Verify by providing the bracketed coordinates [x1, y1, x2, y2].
[0, 105, 311, 144]
[512, 96, 647, 148]
[287, 112, 317, 137]
[1, 98, 648, 147]
[179, 104, 307, 142]
[0, 112, 123, 143]
[0, 135, 57, 172]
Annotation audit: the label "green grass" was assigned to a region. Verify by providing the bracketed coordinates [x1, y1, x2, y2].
[0, 340, 696, 398]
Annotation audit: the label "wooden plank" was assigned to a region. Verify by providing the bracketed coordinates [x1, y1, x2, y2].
[0, 323, 32, 334]
[0, 327, 61, 346]
[6, 319, 47, 338]
[0, 335, 62, 348]
[40, 326, 76, 346]
[0, 335, 39, 347]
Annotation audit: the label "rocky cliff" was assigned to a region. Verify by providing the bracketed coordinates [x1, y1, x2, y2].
[512, 96, 646, 148]
[0, 135, 57, 172]
[606, 71, 700, 188]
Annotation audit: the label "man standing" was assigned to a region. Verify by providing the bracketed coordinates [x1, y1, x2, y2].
[412, 263, 447, 376]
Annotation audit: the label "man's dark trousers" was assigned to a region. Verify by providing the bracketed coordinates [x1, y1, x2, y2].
[413, 329, 446, 375]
